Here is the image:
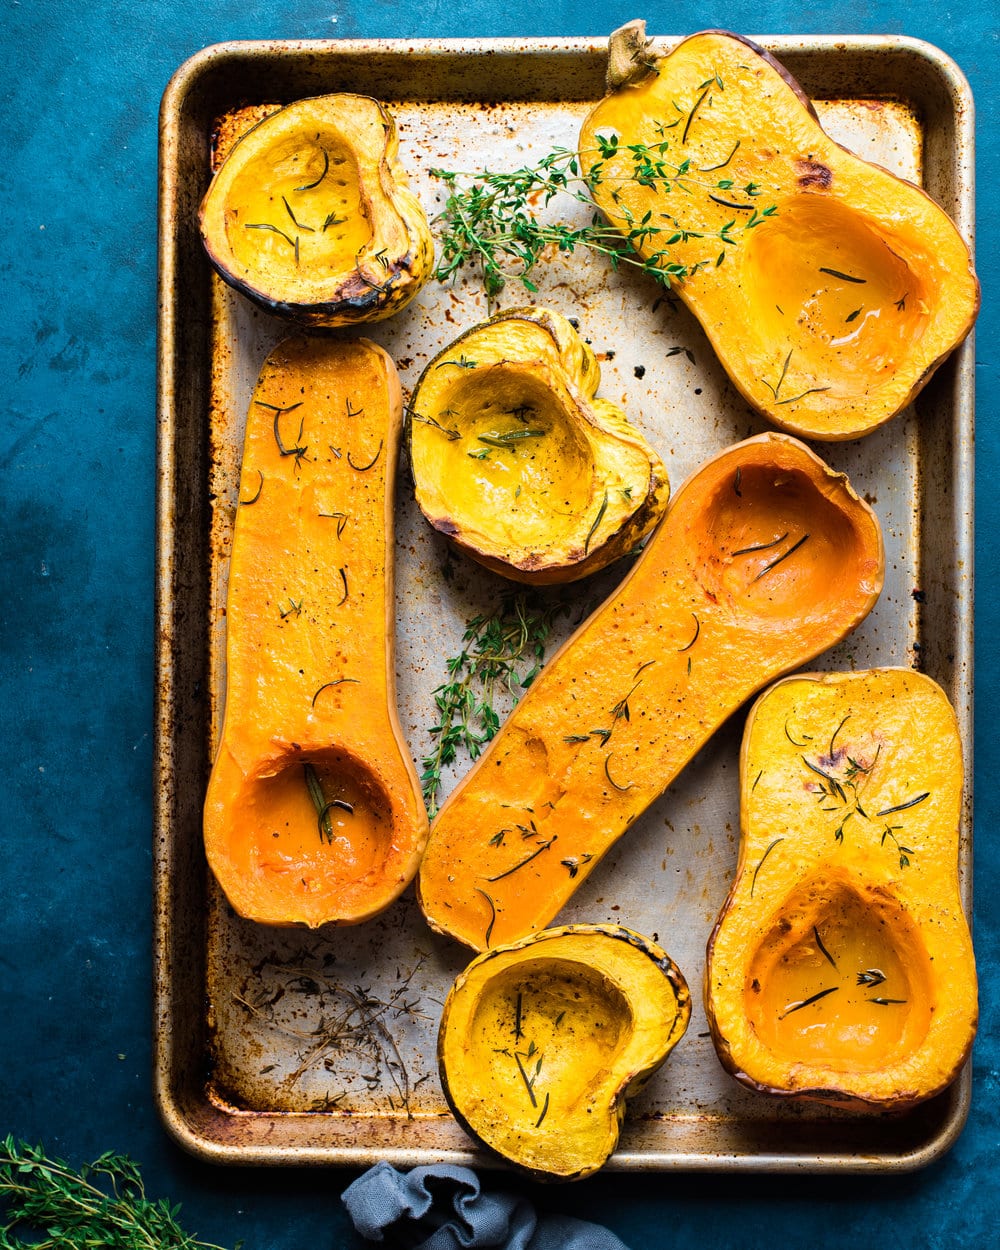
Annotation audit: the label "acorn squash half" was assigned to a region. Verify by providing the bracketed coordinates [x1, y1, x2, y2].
[199, 94, 433, 327]
[438, 924, 690, 1180]
[408, 306, 670, 584]
[579, 27, 979, 440]
[418, 433, 883, 951]
[203, 335, 427, 927]
[705, 669, 977, 1108]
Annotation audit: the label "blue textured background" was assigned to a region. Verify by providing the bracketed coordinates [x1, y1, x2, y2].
[2, 1, 996, 1246]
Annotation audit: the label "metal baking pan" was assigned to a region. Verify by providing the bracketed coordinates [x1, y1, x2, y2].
[154, 33, 976, 1170]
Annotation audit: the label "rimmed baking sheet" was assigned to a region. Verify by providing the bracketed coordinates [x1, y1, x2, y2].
[155, 33, 975, 1170]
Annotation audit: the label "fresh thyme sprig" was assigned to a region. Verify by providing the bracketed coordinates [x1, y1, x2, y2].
[431, 137, 775, 300]
[421, 591, 569, 816]
[0, 1136, 237, 1249]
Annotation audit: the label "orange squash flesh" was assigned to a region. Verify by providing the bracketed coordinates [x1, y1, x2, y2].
[417, 433, 884, 951]
[706, 669, 977, 1108]
[203, 335, 427, 927]
[579, 29, 980, 440]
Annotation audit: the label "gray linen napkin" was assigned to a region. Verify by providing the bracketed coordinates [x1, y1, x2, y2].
[342, 1162, 631, 1250]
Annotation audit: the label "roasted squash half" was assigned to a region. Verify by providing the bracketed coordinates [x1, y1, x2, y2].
[438, 924, 690, 1180]
[579, 27, 979, 440]
[203, 335, 427, 927]
[409, 306, 670, 583]
[200, 94, 433, 326]
[418, 433, 883, 950]
[705, 669, 977, 1109]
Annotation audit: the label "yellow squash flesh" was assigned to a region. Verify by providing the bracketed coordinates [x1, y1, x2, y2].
[438, 924, 690, 1180]
[418, 433, 883, 950]
[706, 669, 977, 1108]
[203, 335, 427, 927]
[579, 28, 979, 440]
[409, 306, 670, 583]
[200, 94, 433, 326]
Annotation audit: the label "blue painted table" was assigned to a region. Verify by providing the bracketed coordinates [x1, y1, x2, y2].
[3, 2, 997, 1246]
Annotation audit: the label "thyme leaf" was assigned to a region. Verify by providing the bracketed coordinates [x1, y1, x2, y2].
[561, 853, 594, 878]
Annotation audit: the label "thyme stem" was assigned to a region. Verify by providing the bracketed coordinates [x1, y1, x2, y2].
[430, 136, 775, 301]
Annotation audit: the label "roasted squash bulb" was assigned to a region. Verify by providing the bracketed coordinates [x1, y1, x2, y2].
[409, 306, 670, 583]
[706, 669, 977, 1108]
[200, 94, 433, 326]
[580, 27, 979, 440]
[438, 925, 690, 1180]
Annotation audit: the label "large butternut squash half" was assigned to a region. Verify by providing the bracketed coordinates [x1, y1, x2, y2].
[438, 924, 690, 1180]
[409, 306, 670, 583]
[199, 94, 433, 327]
[203, 336, 427, 927]
[418, 434, 883, 950]
[579, 27, 979, 440]
[705, 669, 976, 1109]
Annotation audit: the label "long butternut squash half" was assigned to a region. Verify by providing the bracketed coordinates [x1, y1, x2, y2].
[204, 335, 427, 927]
[418, 434, 883, 950]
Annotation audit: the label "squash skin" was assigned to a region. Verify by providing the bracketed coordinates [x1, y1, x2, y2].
[705, 669, 977, 1110]
[438, 924, 690, 1181]
[199, 94, 433, 327]
[418, 433, 883, 951]
[579, 29, 980, 441]
[203, 335, 427, 927]
[409, 306, 670, 584]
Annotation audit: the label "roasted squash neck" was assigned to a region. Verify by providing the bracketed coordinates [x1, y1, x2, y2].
[203, 336, 427, 928]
